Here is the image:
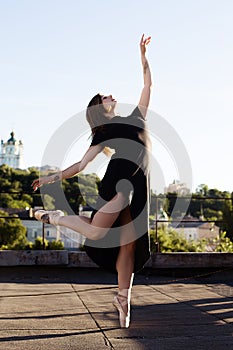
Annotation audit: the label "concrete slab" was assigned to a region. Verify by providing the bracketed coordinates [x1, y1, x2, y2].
[0, 267, 233, 349]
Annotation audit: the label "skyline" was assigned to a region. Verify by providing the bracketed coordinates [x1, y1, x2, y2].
[0, 0, 232, 192]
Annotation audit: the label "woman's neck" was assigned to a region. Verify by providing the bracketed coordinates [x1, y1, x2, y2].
[104, 111, 116, 119]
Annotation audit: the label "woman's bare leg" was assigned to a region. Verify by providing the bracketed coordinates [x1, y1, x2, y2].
[116, 243, 135, 289]
[115, 206, 136, 315]
[56, 192, 127, 240]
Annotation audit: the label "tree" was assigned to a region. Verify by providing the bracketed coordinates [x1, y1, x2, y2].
[0, 210, 28, 248]
[196, 184, 208, 196]
[214, 232, 233, 252]
[31, 237, 64, 250]
[150, 227, 206, 253]
[222, 193, 233, 240]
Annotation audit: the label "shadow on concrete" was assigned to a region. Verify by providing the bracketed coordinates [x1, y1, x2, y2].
[0, 297, 232, 349]
[0, 266, 233, 349]
[0, 327, 118, 343]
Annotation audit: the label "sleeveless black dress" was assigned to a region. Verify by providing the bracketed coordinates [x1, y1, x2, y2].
[84, 107, 151, 273]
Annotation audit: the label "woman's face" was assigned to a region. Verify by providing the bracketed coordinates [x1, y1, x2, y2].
[101, 94, 117, 112]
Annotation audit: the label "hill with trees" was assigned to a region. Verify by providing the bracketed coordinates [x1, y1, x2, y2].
[0, 164, 232, 250]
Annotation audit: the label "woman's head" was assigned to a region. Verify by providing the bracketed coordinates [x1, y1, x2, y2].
[86, 93, 116, 157]
[101, 94, 117, 113]
[86, 93, 116, 133]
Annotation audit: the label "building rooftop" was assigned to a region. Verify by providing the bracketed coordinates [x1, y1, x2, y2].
[0, 265, 232, 350]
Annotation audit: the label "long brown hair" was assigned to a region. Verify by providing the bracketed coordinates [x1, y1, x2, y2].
[86, 93, 114, 157]
[86, 94, 106, 134]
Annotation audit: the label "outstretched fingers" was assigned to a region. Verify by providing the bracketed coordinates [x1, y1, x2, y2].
[140, 33, 151, 46]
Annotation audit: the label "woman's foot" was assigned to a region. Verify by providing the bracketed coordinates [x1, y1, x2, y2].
[113, 294, 130, 328]
[34, 210, 64, 225]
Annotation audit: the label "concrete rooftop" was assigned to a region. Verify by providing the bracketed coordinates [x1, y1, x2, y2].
[0, 266, 233, 350]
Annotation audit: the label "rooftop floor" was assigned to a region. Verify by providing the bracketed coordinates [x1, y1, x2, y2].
[0, 266, 233, 350]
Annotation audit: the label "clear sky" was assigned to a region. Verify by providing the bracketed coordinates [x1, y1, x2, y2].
[0, 0, 232, 193]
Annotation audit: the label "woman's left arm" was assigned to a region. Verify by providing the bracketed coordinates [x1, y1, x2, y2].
[138, 34, 152, 119]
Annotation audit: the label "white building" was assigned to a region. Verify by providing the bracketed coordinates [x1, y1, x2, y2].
[22, 219, 83, 249]
[0, 131, 24, 169]
[171, 215, 219, 242]
[164, 180, 190, 195]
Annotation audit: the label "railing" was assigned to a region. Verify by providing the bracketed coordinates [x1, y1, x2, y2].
[152, 194, 232, 252]
[0, 192, 232, 251]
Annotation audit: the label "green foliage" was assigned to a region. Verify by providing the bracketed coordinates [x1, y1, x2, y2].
[0, 164, 100, 212]
[221, 195, 233, 240]
[164, 193, 192, 218]
[42, 194, 55, 210]
[0, 165, 41, 208]
[0, 165, 100, 250]
[0, 193, 14, 208]
[31, 237, 64, 250]
[1, 165, 233, 251]
[8, 235, 32, 250]
[63, 173, 99, 212]
[190, 187, 230, 223]
[150, 184, 233, 239]
[150, 227, 207, 252]
[47, 240, 64, 250]
[214, 232, 233, 252]
[32, 237, 47, 250]
[0, 210, 28, 248]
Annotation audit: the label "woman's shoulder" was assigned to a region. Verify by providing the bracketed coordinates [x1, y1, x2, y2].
[126, 107, 146, 129]
[128, 106, 144, 119]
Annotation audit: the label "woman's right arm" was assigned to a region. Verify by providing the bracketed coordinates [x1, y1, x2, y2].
[31, 144, 102, 191]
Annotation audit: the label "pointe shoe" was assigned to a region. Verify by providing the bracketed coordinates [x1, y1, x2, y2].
[34, 210, 64, 225]
[113, 294, 130, 328]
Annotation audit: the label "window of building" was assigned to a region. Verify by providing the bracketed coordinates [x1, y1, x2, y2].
[32, 230, 37, 238]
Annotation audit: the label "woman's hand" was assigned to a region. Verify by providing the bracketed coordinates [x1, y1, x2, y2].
[31, 175, 53, 191]
[140, 34, 151, 57]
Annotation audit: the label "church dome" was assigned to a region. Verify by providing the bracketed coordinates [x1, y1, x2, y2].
[0, 130, 24, 169]
[7, 131, 16, 144]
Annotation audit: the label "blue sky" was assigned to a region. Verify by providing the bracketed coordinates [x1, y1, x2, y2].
[0, 0, 232, 192]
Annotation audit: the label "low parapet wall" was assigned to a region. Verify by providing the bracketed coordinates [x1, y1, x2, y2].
[149, 252, 233, 268]
[0, 250, 233, 269]
[0, 250, 68, 266]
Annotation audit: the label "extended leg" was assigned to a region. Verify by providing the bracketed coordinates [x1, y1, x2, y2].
[36, 192, 128, 240]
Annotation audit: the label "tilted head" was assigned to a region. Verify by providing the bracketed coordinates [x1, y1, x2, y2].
[86, 93, 117, 157]
[86, 93, 117, 133]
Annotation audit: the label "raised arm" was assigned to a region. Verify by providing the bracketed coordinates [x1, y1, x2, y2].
[138, 34, 152, 120]
[31, 144, 102, 191]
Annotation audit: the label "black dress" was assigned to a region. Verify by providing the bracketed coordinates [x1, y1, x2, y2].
[84, 107, 151, 273]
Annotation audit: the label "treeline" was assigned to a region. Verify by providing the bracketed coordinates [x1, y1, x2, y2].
[0, 165, 232, 239]
[0, 164, 100, 214]
[0, 164, 100, 249]
[153, 185, 233, 239]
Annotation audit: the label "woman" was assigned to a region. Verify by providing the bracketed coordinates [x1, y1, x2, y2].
[32, 34, 152, 328]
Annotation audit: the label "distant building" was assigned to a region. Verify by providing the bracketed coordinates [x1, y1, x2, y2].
[171, 215, 219, 243]
[0, 207, 84, 250]
[23, 219, 83, 250]
[0, 131, 24, 169]
[164, 180, 190, 195]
